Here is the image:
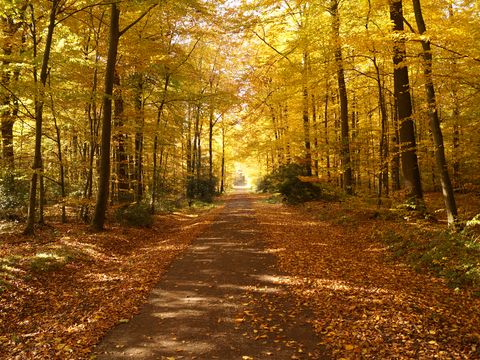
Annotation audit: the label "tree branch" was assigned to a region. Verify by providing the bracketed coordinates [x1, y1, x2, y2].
[252, 30, 295, 65]
[119, 3, 158, 37]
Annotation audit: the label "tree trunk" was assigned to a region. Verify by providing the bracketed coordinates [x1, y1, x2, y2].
[112, 69, 130, 203]
[448, 3, 460, 188]
[373, 57, 389, 202]
[23, 1, 58, 235]
[412, 0, 458, 226]
[91, 4, 120, 231]
[330, 0, 353, 194]
[302, 51, 312, 176]
[209, 104, 214, 183]
[391, 98, 401, 190]
[134, 73, 144, 202]
[151, 72, 170, 213]
[51, 94, 66, 223]
[311, 94, 319, 176]
[38, 167, 45, 225]
[324, 83, 331, 182]
[220, 123, 225, 193]
[389, 0, 424, 202]
[0, 10, 25, 171]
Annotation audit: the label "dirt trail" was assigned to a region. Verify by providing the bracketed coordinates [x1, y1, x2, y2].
[95, 194, 326, 359]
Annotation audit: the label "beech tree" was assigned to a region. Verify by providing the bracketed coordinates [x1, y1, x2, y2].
[329, 0, 352, 194]
[389, 0, 423, 203]
[411, 0, 458, 226]
[91, 3, 157, 231]
[23, 0, 59, 235]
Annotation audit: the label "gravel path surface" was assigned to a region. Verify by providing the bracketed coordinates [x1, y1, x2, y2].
[94, 194, 326, 359]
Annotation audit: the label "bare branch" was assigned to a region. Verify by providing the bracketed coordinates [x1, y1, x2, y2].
[119, 3, 158, 37]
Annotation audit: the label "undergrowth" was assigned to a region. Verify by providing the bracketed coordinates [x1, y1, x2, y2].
[380, 228, 480, 296]
[114, 203, 154, 228]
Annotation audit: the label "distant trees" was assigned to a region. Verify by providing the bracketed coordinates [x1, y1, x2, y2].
[240, 0, 479, 224]
[0, 0, 478, 231]
[0, 1, 239, 233]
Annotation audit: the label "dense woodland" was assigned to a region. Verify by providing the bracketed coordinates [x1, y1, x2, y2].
[2, 1, 480, 358]
[1, 0, 479, 230]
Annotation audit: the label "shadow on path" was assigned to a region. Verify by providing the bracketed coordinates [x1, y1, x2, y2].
[95, 194, 327, 359]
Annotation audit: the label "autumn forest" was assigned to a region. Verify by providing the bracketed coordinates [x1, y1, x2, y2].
[1, 0, 480, 358]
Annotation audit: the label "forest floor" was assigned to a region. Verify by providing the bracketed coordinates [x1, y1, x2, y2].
[0, 192, 479, 359]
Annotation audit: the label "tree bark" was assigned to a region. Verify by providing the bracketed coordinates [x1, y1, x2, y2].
[151, 72, 170, 213]
[302, 51, 312, 176]
[0, 8, 25, 171]
[330, 0, 353, 194]
[373, 57, 389, 201]
[220, 123, 225, 193]
[91, 4, 120, 231]
[113, 69, 129, 203]
[23, 1, 58, 234]
[412, 0, 458, 226]
[134, 73, 144, 202]
[389, 0, 424, 202]
[51, 92, 66, 223]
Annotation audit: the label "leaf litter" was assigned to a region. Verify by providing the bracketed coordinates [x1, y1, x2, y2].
[253, 198, 480, 359]
[0, 207, 221, 359]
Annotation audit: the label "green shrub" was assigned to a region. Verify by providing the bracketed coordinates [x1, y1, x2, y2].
[115, 203, 153, 227]
[380, 229, 480, 293]
[187, 176, 217, 203]
[0, 171, 29, 220]
[257, 163, 339, 204]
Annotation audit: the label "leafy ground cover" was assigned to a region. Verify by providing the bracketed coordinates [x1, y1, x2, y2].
[1, 192, 479, 359]
[0, 205, 221, 358]
[254, 192, 480, 359]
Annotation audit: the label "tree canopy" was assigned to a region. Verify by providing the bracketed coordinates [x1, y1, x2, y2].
[1, 0, 479, 229]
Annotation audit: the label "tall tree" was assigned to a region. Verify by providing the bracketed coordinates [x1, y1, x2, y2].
[1, 4, 26, 171]
[23, 0, 59, 235]
[411, 0, 458, 226]
[90, 3, 120, 231]
[91, 2, 157, 231]
[330, 0, 353, 194]
[389, 0, 423, 202]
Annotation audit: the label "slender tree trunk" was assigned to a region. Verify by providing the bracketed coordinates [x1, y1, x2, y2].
[38, 166, 45, 225]
[23, 1, 58, 235]
[80, 20, 102, 222]
[220, 123, 225, 193]
[390, 0, 424, 202]
[112, 69, 129, 203]
[134, 73, 144, 201]
[269, 106, 282, 167]
[194, 106, 202, 185]
[324, 83, 331, 182]
[283, 105, 291, 164]
[91, 4, 120, 231]
[0, 10, 25, 172]
[51, 93, 66, 223]
[302, 51, 312, 176]
[330, 0, 353, 194]
[412, 0, 458, 226]
[151, 72, 170, 213]
[391, 98, 401, 190]
[452, 99, 460, 186]
[311, 94, 319, 176]
[373, 58, 389, 202]
[186, 106, 193, 201]
[448, 3, 460, 187]
[208, 105, 214, 183]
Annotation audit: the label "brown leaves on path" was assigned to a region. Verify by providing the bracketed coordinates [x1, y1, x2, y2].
[253, 198, 480, 359]
[0, 207, 221, 359]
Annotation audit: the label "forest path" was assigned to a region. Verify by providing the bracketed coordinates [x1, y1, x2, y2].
[95, 193, 326, 359]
